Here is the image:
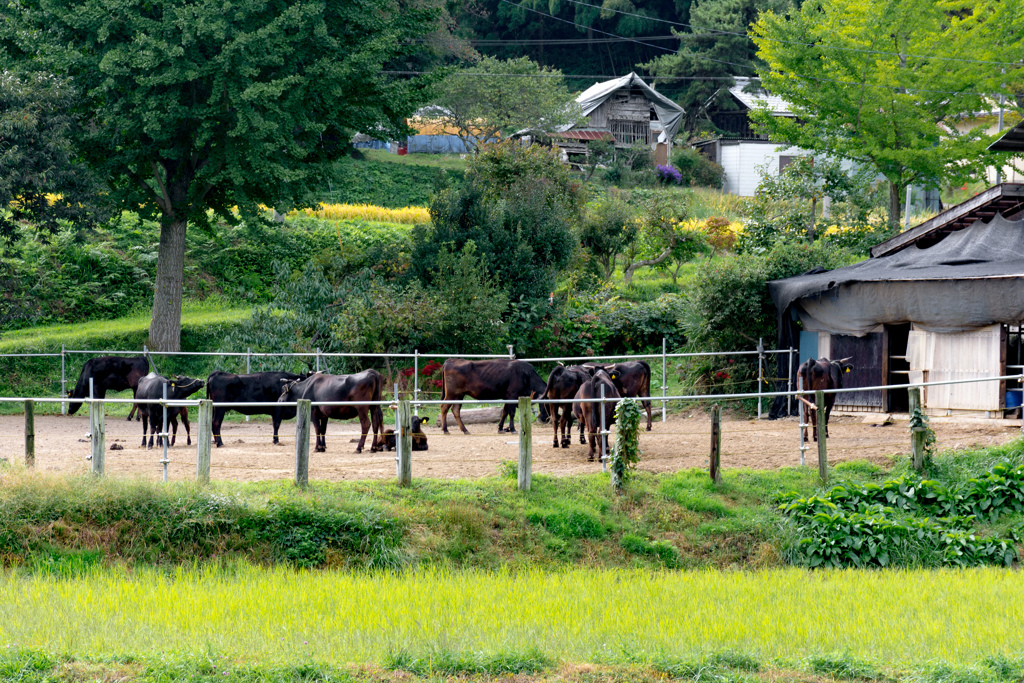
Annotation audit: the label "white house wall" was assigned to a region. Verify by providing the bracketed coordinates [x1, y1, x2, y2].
[719, 141, 810, 196]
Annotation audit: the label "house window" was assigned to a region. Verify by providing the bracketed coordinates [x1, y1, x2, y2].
[779, 155, 797, 172]
[610, 119, 651, 146]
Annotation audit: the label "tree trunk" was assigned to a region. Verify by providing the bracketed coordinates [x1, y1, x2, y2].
[149, 218, 188, 351]
[888, 181, 903, 228]
[623, 247, 673, 286]
[808, 196, 817, 243]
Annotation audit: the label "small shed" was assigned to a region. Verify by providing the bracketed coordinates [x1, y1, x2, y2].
[551, 73, 684, 165]
[691, 78, 810, 196]
[769, 184, 1024, 416]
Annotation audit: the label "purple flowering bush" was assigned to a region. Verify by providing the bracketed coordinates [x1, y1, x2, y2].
[655, 164, 683, 185]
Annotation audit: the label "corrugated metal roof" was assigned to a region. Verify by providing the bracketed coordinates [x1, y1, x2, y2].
[727, 77, 792, 115]
[552, 129, 614, 141]
[989, 119, 1024, 152]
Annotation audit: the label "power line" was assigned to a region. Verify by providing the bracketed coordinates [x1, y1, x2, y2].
[498, 0, 1004, 97]
[559, 0, 1024, 68]
[383, 71, 735, 80]
[411, 35, 680, 46]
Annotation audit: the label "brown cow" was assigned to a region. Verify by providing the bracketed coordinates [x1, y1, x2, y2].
[278, 370, 384, 452]
[583, 361, 653, 430]
[797, 357, 854, 441]
[544, 364, 593, 448]
[572, 369, 621, 462]
[438, 359, 549, 434]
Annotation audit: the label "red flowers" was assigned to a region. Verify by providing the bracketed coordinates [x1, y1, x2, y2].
[715, 371, 730, 380]
[400, 367, 415, 377]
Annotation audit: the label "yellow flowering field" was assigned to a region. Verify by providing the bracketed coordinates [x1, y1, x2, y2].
[291, 203, 430, 224]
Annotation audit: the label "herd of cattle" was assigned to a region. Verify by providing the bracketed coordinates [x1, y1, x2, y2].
[64, 353, 854, 460]
[66, 356, 653, 461]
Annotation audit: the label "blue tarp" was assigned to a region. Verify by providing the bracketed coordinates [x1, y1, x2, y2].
[405, 134, 474, 154]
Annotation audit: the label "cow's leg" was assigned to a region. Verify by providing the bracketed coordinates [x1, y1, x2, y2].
[552, 405, 561, 448]
[141, 413, 149, 448]
[314, 410, 327, 452]
[169, 415, 178, 447]
[643, 398, 653, 431]
[213, 407, 226, 447]
[810, 406, 818, 442]
[505, 400, 517, 433]
[824, 400, 834, 439]
[271, 411, 283, 446]
[355, 409, 370, 453]
[587, 420, 597, 461]
[180, 408, 191, 446]
[561, 412, 572, 448]
[452, 397, 470, 435]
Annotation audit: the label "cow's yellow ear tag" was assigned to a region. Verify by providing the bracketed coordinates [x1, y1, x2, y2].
[171, 383, 176, 388]
[845, 368, 851, 373]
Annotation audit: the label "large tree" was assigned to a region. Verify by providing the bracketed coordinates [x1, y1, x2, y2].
[428, 55, 582, 151]
[750, 0, 1024, 225]
[4, 0, 445, 350]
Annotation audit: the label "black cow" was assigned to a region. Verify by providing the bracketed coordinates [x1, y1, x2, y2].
[438, 358, 550, 434]
[381, 415, 429, 451]
[135, 373, 206, 448]
[68, 355, 150, 420]
[584, 361, 653, 430]
[797, 357, 854, 441]
[278, 370, 384, 453]
[206, 371, 309, 447]
[572, 369, 621, 462]
[544, 364, 593, 448]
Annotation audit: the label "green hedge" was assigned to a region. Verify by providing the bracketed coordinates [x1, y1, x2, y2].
[318, 156, 464, 208]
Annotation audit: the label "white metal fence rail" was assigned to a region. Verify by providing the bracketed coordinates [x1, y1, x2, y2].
[2, 372, 1021, 490]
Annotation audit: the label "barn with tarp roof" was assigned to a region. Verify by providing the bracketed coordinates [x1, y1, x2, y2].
[768, 183, 1024, 418]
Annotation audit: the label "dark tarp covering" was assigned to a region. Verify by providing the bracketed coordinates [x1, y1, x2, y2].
[769, 213, 1024, 337]
[765, 213, 1024, 417]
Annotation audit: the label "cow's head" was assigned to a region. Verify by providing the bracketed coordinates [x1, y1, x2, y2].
[279, 377, 300, 400]
[832, 357, 854, 374]
[411, 416, 428, 433]
[167, 376, 205, 398]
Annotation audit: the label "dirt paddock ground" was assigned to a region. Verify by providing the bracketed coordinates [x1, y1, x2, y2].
[2, 409, 1021, 483]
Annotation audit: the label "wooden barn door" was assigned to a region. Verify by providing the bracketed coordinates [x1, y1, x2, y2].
[830, 333, 884, 410]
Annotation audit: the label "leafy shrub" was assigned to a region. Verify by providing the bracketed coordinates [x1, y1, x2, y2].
[414, 141, 581, 307]
[319, 155, 463, 207]
[778, 460, 1024, 568]
[671, 147, 725, 189]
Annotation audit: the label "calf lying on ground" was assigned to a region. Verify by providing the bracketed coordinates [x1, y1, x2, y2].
[381, 415, 429, 451]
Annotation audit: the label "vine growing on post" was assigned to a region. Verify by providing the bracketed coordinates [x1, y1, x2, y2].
[909, 403, 937, 462]
[611, 399, 643, 492]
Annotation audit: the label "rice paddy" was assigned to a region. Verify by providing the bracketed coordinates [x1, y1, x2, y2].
[0, 564, 1020, 668]
[293, 203, 430, 224]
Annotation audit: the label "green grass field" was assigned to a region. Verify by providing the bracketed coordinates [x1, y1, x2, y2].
[1, 565, 1023, 681]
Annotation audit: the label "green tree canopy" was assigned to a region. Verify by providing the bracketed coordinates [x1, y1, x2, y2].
[428, 56, 582, 151]
[413, 141, 583, 305]
[0, 71, 106, 238]
[3, 0, 445, 350]
[750, 0, 1024, 225]
[644, 0, 791, 126]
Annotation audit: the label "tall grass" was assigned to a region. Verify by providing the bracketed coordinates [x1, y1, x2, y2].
[1, 565, 1023, 667]
[292, 203, 430, 224]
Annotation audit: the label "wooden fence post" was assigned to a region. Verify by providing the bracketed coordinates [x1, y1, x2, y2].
[90, 400, 105, 476]
[518, 396, 532, 492]
[196, 399, 212, 484]
[294, 399, 310, 488]
[398, 399, 412, 486]
[909, 387, 926, 472]
[815, 390, 828, 484]
[709, 404, 721, 484]
[24, 400, 35, 469]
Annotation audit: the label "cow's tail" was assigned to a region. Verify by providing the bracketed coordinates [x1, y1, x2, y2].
[371, 370, 385, 443]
